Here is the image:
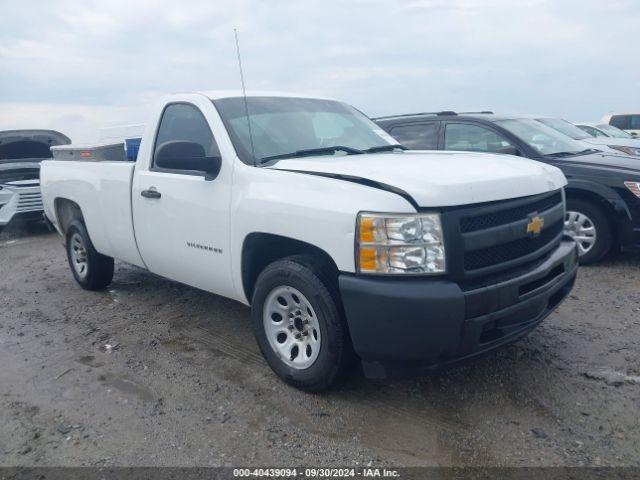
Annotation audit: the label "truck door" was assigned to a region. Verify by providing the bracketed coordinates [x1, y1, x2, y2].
[132, 101, 235, 299]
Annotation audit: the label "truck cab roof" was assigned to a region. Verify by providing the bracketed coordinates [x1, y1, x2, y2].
[198, 90, 338, 102]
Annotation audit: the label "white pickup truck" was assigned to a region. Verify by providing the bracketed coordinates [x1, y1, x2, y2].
[41, 91, 578, 391]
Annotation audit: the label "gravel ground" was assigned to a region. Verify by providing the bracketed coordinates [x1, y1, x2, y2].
[1, 221, 639, 467]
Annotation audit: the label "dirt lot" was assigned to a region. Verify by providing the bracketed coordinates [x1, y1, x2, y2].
[1, 221, 639, 467]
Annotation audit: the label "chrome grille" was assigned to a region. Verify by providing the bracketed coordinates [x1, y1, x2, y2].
[16, 191, 43, 212]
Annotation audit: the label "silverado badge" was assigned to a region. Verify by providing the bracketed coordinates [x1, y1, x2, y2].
[526, 215, 545, 236]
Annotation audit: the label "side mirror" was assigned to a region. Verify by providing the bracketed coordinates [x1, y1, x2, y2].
[497, 145, 521, 156]
[154, 141, 222, 180]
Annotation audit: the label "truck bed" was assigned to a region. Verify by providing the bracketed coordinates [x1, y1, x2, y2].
[40, 160, 145, 268]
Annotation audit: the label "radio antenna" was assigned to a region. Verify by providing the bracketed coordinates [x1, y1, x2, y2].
[234, 28, 257, 166]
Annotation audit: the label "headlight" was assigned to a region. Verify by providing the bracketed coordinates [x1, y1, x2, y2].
[356, 212, 446, 274]
[609, 145, 640, 156]
[624, 181, 640, 198]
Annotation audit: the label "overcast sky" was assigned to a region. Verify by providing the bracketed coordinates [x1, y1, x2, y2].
[1, 0, 638, 142]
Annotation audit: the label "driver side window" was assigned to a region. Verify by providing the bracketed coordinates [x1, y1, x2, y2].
[444, 123, 515, 154]
[153, 103, 220, 171]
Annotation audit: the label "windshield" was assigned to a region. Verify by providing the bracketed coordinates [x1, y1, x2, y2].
[597, 124, 633, 139]
[496, 118, 589, 156]
[536, 118, 592, 140]
[213, 97, 398, 164]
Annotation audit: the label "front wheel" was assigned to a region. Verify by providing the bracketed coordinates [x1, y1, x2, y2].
[251, 256, 350, 392]
[564, 198, 612, 264]
[65, 220, 114, 290]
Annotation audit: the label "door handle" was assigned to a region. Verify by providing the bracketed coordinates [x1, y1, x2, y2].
[141, 188, 161, 199]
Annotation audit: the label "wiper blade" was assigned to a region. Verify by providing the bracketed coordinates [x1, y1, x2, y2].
[364, 144, 407, 153]
[545, 148, 599, 157]
[577, 148, 599, 155]
[544, 152, 571, 158]
[259, 146, 364, 164]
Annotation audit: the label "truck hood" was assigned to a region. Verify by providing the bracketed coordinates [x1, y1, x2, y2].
[269, 151, 567, 207]
[0, 129, 71, 164]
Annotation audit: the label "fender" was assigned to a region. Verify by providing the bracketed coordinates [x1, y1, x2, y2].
[565, 179, 631, 220]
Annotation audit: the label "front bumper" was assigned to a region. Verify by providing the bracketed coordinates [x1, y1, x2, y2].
[620, 227, 640, 252]
[617, 212, 640, 253]
[339, 239, 578, 378]
[612, 188, 640, 252]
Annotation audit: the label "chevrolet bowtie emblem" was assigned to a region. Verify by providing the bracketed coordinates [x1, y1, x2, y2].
[526, 215, 545, 236]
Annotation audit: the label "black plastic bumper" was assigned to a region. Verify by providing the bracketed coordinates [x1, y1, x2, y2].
[615, 193, 640, 252]
[339, 239, 578, 378]
[620, 224, 640, 252]
[13, 211, 45, 222]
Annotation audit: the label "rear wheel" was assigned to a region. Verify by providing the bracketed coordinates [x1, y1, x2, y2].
[65, 220, 114, 290]
[251, 256, 350, 392]
[564, 198, 612, 264]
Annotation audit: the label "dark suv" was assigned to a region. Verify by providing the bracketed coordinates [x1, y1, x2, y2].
[375, 112, 640, 264]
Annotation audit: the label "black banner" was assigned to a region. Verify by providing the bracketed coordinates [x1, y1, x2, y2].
[1, 467, 640, 480]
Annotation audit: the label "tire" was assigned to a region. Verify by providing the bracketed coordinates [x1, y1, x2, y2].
[251, 255, 350, 392]
[65, 220, 114, 290]
[565, 198, 613, 265]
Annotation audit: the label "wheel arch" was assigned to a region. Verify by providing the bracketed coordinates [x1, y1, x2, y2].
[53, 198, 85, 238]
[565, 182, 627, 248]
[241, 232, 340, 304]
[565, 180, 631, 220]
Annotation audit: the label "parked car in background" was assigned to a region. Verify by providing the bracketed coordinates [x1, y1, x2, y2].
[577, 123, 640, 142]
[375, 112, 640, 264]
[0, 129, 71, 233]
[536, 117, 640, 157]
[40, 92, 577, 390]
[602, 113, 640, 138]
